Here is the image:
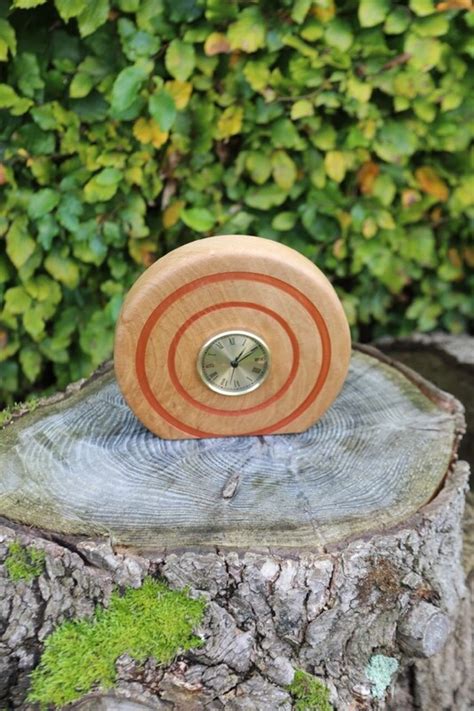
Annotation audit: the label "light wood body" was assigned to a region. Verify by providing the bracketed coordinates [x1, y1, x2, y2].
[114, 235, 351, 439]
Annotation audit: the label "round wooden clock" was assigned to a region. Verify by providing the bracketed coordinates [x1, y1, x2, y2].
[114, 235, 351, 440]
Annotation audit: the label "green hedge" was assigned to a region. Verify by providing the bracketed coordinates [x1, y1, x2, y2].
[0, 0, 473, 405]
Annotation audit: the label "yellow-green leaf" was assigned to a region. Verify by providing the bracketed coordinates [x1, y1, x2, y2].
[243, 60, 270, 92]
[165, 81, 192, 110]
[44, 253, 80, 289]
[165, 39, 195, 81]
[358, 0, 390, 27]
[291, 99, 314, 120]
[228, 7, 266, 53]
[69, 72, 93, 99]
[4, 286, 32, 315]
[347, 76, 372, 102]
[245, 151, 272, 185]
[6, 217, 35, 269]
[216, 105, 243, 139]
[181, 207, 215, 232]
[20, 346, 42, 382]
[133, 118, 168, 148]
[324, 151, 346, 183]
[271, 150, 297, 191]
[0, 19, 16, 61]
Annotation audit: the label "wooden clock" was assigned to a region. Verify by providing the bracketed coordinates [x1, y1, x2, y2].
[114, 235, 351, 439]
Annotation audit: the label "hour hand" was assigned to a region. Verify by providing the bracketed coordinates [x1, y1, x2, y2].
[235, 346, 258, 364]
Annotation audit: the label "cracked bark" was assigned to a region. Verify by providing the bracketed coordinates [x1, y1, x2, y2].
[0, 346, 471, 710]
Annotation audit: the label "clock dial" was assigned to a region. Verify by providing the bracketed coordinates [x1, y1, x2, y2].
[197, 331, 270, 396]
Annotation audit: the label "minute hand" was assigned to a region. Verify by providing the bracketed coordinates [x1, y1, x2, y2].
[236, 346, 258, 364]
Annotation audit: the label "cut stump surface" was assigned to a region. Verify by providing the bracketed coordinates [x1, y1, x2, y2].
[0, 346, 463, 550]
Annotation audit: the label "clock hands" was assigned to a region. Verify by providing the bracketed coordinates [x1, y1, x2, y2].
[233, 346, 258, 366]
[230, 347, 246, 368]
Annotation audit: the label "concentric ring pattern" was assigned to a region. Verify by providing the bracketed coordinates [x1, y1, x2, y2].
[114, 235, 351, 439]
[0, 350, 457, 548]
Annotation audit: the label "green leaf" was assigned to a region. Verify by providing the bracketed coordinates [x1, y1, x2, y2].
[358, 0, 390, 27]
[243, 60, 270, 92]
[216, 105, 243, 139]
[384, 7, 411, 34]
[271, 150, 297, 191]
[245, 151, 272, 185]
[148, 90, 176, 131]
[6, 218, 36, 270]
[13, 53, 44, 97]
[28, 189, 61, 220]
[23, 305, 46, 341]
[372, 174, 396, 207]
[165, 39, 195, 82]
[79, 310, 114, 363]
[405, 34, 442, 71]
[25, 275, 62, 305]
[20, 346, 42, 382]
[77, 0, 110, 37]
[325, 19, 353, 52]
[291, 0, 311, 24]
[374, 121, 418, 163]
[409, 0, 435, 16]
[414, 14, 449, 37]
[69, 72, 93, 98]
[324, 151, 346, 183]
[272, 212, 297, 231]
[12, 0, 46, 6]
[347, 76, 372, 102]
[0, 84, 32, 115]
[0, 19, 16, 62]
[44, 253, 80, 288]
[310, 123, 336, 151]
[291, 99, 314, 120]
[84, 168, 122, 203]
[270, 119, 303, 149]
[110, 64, 149, 114]
[244, 184, 287, 210]
[55, 0, 87, 21]
[228, 7, 266, 53]
[181, 207, 215, 232]
[118, 18, 160, 61]
[4, 286, 32, 315]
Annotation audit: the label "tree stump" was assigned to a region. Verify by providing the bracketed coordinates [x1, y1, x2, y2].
[0, 345, 470, 710]
[375, 332, 474, 481]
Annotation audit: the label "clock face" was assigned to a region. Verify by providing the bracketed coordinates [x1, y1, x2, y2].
[197, 331, 270, 396]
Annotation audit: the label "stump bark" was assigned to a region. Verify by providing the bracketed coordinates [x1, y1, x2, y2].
[0, 345, 470, 710]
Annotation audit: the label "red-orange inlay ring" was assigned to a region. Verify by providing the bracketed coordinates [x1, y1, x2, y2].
[167, 301, 300, 416]
[135, 272, 331, 438]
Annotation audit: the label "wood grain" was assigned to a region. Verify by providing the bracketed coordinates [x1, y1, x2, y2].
[114, 235, 351, 439]
[0, 347, 463, 550]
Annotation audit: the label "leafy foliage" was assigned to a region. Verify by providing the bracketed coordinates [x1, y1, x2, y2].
[5, 541, 45, 581]
[28, 577, 205, 708]
[0, 0, 473, 405]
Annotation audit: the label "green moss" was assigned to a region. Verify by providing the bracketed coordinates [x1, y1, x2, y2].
[287, 669, 333, 711]
[0, 398, 40, 427]
[5, 542, 45, 582]
[28, 577, 206, 708]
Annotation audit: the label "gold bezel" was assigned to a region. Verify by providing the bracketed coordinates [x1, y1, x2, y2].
[196, 330, 271, 397]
